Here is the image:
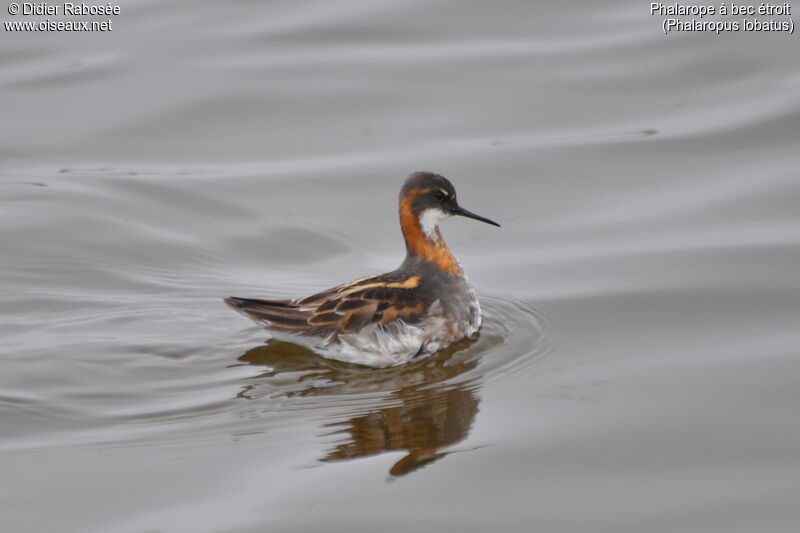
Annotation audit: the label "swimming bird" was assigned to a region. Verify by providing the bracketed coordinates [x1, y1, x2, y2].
[225, 171, 500, 367]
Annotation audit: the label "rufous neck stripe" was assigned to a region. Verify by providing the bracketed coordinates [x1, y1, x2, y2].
[399, 189, 462, 275]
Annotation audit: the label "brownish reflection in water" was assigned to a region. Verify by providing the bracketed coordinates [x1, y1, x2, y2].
[236, 337, 482, 476]
[322, 384, 479, 476]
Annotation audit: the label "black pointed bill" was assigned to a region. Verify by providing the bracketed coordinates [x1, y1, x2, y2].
[452, 205, 501, 227]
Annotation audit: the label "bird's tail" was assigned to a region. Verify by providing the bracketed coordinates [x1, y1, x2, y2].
[224, 297, 312, 332]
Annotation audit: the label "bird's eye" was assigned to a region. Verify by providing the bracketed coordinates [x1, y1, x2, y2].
[434, 190, 447, 201]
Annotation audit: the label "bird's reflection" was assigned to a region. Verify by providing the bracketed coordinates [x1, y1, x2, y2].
[236, 336, 483, 476]
[321, 384, 479, 476]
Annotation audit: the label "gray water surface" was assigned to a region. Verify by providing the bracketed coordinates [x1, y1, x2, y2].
[2, 1, 800, 532]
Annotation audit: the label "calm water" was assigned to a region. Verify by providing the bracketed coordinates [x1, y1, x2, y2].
[2, 1, 800, 531]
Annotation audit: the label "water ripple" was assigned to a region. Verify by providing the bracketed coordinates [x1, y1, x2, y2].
[230, 296, 555, 408]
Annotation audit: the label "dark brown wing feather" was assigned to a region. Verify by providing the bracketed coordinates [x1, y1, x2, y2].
[223, 297, 311, 332]
[224, 271, 429, 336]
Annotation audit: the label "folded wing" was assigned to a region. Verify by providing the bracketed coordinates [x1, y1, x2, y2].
[224, 272, 428, 336]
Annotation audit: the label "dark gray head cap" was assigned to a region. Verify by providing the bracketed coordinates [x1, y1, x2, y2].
[399, 171, 456, 202]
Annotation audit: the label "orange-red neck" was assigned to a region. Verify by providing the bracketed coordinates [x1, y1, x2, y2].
[399, 190, 462, 276]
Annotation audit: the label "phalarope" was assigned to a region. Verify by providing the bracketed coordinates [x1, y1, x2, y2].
[225, 171, 500, 367]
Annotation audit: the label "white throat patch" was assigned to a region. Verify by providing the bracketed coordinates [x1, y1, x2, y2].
[419, 208, 448, 240]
